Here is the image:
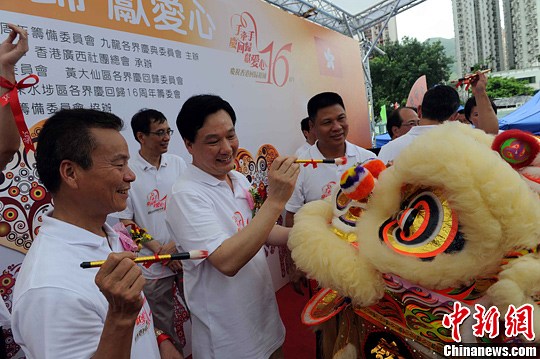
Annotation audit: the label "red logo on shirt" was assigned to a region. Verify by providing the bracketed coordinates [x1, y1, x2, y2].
[321, 181, 336, 199]
[147, 189, 167, 214]
[233, 211, 245, 231]
[134, 297, 152, 342]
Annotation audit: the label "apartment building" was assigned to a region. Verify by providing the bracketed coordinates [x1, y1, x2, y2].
[452, 0, 504, 75]
[363, 17, 398, 46]
[503, 0, 540, 69]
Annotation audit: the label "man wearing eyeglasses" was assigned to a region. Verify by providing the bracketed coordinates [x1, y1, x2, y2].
[114, 109, 187, 357]
[386, 107, 420, 140]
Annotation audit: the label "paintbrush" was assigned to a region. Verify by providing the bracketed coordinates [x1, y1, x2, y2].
[295, 156, 347, 166]
[80, 250, 209, 269]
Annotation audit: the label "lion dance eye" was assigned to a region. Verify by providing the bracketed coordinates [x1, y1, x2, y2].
[379, 187, 465, 260]
[396, 208, 419, 237]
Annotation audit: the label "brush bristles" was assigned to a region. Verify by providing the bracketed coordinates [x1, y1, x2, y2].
[190, 250, 209, 259]
[334, 156, 347, 166]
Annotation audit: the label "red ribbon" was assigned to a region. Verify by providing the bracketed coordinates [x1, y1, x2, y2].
[302, 160, 318, 169]
[143, 253, 161, 268]
[0, 74, 40, 152]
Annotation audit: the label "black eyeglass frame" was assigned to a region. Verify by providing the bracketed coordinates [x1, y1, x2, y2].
[147, 129, 174, 137]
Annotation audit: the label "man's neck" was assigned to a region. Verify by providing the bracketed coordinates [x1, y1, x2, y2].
[316, 141, 346, 159]
[419, 118, 442, 126]
[51, 198, 107, 237]
[139, 148, 162, 168]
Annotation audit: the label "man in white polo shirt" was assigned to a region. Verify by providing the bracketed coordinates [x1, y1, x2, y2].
[378, 73, 498, 165]
[284, 92, 375, 353]
[115, 109, 187, 355]
[377, 85, 461, 165]
[166, 94, 299, 359]
[11, 109, 181, 358]
[295, 117, 317, 156]
[285, 92, 375, 225]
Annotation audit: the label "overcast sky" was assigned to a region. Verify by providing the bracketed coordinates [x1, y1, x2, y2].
[329, 0, 455, 41]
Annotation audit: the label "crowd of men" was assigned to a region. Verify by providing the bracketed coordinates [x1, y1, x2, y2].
[1, 22, 500, 359]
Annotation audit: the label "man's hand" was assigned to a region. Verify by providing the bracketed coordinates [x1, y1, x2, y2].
[469, 70, 499, 134]
[158, 339, 183, 359]
[95, 252, 146, 323]
[0, 24, 28, 79]
[92, 252, 146, 358]
[470, 70, 488, 96]
[266, 156, 300, 206]
[204, 156, 299, 277]
[159, 242, 182, 272]
[159, 241, 177, 255]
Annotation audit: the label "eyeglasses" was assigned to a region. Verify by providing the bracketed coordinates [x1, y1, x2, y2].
[147, 129, 174, 137]
[402, 120, 419, 127]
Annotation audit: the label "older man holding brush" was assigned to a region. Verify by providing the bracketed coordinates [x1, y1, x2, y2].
[11, 109, 182, 359]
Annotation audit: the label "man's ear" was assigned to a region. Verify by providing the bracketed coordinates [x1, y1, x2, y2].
[448, 112, 459, 122]
[417, 105, 423, 118]
[59, 160, 80, 190]
[391, 126, 399, 138]
[309, 119, 317, 135]
[184, 139, 193, 155]
[136, 131, 145, 144]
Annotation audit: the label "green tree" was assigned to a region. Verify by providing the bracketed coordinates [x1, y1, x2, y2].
[485, 76, 535, 98]
[369, 37, 453, 120]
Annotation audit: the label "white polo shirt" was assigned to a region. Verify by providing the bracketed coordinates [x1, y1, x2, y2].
[115, 152, 186, 279]
[12, 213, 160, 359]
[295, 142, 311, 157]
[286, 141, 375, 213]
[166, 164, 285, 359]
[377, 125, 438, 165]
[0, 299, 9, 329]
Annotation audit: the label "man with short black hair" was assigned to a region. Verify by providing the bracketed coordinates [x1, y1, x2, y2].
[285, 92, 375, 226]
[386, 107, 420, 140]
[115, 108, 187, 356]
[295, 117, 317, 156]
[378, 85, 460, 165]
[464, 96, 498, 129]
[12, 109, 180, 358]
[167, 94, 299, 359]
[378, 72, 499, 165]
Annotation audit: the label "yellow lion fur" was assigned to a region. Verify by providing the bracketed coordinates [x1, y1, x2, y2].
[288, 122, 540, 334]
[359, 122, 540, 290]
[487, 255, 540, 340]
[288, 199, 385, 306]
